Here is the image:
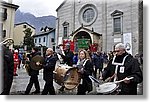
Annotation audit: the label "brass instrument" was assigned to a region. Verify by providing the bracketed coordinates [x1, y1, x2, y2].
[0, 38, 14, 47]
[25, 55, 44, 75]
[29, 55, 44, 70]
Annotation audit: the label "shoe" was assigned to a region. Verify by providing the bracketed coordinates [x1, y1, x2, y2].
[58, 87, 64, 92]
[14, 74, 18, 76]
[31, 91, 40, 94]
[23, 93, 29, 95]
[24, 92, 29, 95]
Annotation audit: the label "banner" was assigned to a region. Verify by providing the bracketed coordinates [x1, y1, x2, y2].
[123, 33, 132, 55]
[77, 39, 90, 49]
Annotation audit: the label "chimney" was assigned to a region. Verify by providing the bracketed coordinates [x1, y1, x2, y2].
[8, 0, 12, 3]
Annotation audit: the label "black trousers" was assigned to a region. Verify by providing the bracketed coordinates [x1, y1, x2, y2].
[94, 67, 102, 78]
[1, 79, 13, 95]
[42, 80, 55, 95]
[77, 84, 86, 95]
[25, 75, 40, 94]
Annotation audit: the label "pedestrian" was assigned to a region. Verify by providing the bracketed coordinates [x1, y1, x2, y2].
[103, 52, 108, 63]
[73, 52, 78, 65]
[24, 47, 41, 95]
[100, 43, 143, 95]
[76, 49, 94, 95]
[42, 48, 57, 95]
[13, 49, 19, 76]
[18, 52, 23, 69]
[1, 45, 14, 95]
[92, 51, 103, 78]
[22, 53, 27, 66]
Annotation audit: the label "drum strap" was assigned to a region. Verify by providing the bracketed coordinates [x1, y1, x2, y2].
[83, 59, 89, 67]
[79, 59, 89, 84]
[113, 65, 118, 82]
[112, 55, 128, 82]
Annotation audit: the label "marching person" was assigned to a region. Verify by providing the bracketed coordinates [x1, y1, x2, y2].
[76, 49, 94, 95]
[57, 43, 74, 91]
[13, 49, 19, 76]
[24, 47, 41, 95]
[1, 45, 14, 95]
[42, 48, 57, 95]
[58, 43, 74, 66]
[100, 43, 143, 95]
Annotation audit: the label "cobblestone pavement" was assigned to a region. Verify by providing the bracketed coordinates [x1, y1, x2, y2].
[10, 65, 143, 95]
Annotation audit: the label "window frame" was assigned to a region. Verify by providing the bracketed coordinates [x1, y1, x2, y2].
[111, 10, 123, 35]
[62, 22, 69, 38]
[23, 25, 27, 28]
[113, 16, 123, 34]
[43, 37, 45, 42]
[51, 38, 54, 42]
[35, 38, 37, 43]
[39, 38, 41, 43]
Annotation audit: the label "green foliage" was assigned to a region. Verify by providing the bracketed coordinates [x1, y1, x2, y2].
[13, 45, 20, 50]
[23, 28, 35, 51]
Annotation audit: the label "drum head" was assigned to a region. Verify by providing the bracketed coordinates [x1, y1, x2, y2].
[54, 65, 81, 90]
[64, 68, 81, 90]
[54, 65, 69, 85]
[96, 82, 117, 94]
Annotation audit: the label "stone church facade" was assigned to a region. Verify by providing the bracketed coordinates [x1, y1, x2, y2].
[56, 0, 143, 55]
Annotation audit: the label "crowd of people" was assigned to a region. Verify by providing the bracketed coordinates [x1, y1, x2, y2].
[1, 42, 143, 95]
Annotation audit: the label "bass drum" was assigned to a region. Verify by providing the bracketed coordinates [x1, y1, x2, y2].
[54, 65, 81, 90]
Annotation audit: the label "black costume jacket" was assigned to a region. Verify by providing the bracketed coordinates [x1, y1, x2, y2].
[78, 59, 94, 93]
[2, 46, 14, 95]
[102, 52, 143, 95]
[28, 52, 41, 76]
[43, 55, 57, 82]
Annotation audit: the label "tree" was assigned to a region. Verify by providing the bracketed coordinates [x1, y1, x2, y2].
[23, 28, 35, 51]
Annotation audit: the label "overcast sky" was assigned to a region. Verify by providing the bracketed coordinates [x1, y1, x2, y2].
[4, 0, 64, 17]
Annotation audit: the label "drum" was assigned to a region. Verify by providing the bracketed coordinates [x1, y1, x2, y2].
[54, 65, 81, 90]
[96, 82, 119, 95]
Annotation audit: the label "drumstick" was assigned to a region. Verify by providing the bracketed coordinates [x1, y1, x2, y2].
[89, 75, 102, 84]
[114, 77, 134, 84]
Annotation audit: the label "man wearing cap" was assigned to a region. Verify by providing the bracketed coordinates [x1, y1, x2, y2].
[100, 43, 143, 95]
[1, 45, 14, 95]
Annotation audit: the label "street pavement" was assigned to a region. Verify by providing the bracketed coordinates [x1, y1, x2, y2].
[10, 65, 143, 95]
